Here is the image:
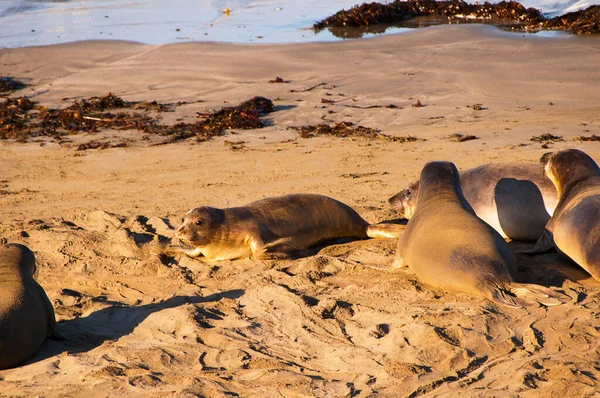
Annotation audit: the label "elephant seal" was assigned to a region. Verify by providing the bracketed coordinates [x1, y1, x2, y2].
[394, 161, 565, 308]
[389, 163, 558, 241]
[176, 193, 388, 260]
[0, 243, 60, 370]
[526, 149, 600, 281]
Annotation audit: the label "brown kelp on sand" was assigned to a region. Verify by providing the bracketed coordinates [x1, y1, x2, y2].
[546, 5, 600, 34]
[314, 0, 600, 37]
[0, 93, 275, 143]
[292, 121, 420, 142]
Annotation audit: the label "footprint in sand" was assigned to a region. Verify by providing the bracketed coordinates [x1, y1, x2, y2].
[199, 348, 251, 370]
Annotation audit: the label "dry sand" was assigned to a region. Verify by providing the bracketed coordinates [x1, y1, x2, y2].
[1, 25, 600, 397]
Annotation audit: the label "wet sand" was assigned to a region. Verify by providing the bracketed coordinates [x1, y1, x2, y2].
[1, 25, 600, 397]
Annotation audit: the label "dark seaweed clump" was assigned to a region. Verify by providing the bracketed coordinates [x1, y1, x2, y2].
[314, 0, 545, 33]
[530, 133, 564, 143]
[448, 133, 478, 142]
[546, 5, 600, 35]
[0, 76, 26, 93]
[76, 140, 128, 151]
[314, 0, 600, 36]
[198, 96, 274, 135]
[0, 93, 274, 142]
[292, 121, 419, 142]
[573, 134, 600, 142]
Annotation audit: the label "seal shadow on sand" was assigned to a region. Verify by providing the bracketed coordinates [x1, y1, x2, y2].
[270, 217, 406, 260]
[30, 290, 244, 365]
[509, 241, 600, 291]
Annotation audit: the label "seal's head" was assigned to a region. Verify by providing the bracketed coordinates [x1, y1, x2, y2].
[540, 149, 600, 196]
[419, 161, 460, 191]
[389, 180, 419, 220]
[1, 243, 36, 276]
[176, 207, 226, 248]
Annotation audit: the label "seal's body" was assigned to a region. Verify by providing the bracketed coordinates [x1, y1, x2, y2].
[0, 243, 58, 370]
[395, 162, 564, 308]
[389, 163, 558, 241]
[529, 149, 600, 281]
[176, 194, 371, 260]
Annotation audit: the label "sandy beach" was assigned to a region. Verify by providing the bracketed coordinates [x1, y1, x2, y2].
[1, 24, 600, 396]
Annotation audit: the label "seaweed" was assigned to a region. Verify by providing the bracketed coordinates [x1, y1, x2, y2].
[269, 77, 290, 83]
[0, 76, 26, 93]
[531, 133, 563, 148]
[314, 0, 545, 33]
[0, 93, 274, 143]
[336, 103, 400, 109]
[530, 133, 564, 143]
[448, 133, 478, 142]
[197, 96, 274, 135]
[314, 0, 599, 36]
[292, 121, 420, 142]
[0, 93, 275, 143]
[573, 134, 600, 141]
[290, 82, 327, 93]
[77, 140, 128, 151]
[547, 6, 600, 35]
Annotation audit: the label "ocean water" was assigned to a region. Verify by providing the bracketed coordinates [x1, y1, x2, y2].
[0, 0, 591, 48]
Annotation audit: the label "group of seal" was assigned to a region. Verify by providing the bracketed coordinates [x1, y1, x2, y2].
[175, 149, 600, 307]
[4, 150, 594, 371]
[389, 163, 559, 241]
[0, 243, 59, 370]
[392, 161, 563, 308]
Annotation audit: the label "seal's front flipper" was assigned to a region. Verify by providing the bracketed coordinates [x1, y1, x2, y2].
[516, 229, 555, 255]
[489, 288, 521, 309]
[251, 237, 294, 260]
[150, 241, 204, 258]
[182, 247, 203, 258]
[511, 283, 570, 307]
[392, 253, 405, 268]
[367, 223, 405, 239]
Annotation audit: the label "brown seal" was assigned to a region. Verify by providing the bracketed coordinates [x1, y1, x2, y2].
[0, 243, 59, 370]
[176, 193, 385, 260]
[389, 163, 558, 241]
[526, 149, 600, 281]
[394, 161, 565, 308]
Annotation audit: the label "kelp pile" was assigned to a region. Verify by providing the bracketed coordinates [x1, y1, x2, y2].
[314, 0, 544, 32]
[573, 134, 600, 141]
[197, 96, 274, 134]
[292, 121, 419, 142]
[546, 5, 600, 35]
[314, 0, 600, 36]
[0, 76, 26, 93]
[448, 133, 478, 142]
[530, 133, 564, 143]
[0, 93, 275, 142]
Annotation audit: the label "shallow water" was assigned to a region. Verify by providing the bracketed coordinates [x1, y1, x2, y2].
[0, 0, 590, 48]
[0, 0, 398, 48]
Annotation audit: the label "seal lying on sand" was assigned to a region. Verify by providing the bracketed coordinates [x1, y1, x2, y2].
[176, 193, 393, 260]
[0, 243, 60, 370]
[394, 161, 565, 308]
[525, 149, 600, 281]
[389, 163, 558, 241]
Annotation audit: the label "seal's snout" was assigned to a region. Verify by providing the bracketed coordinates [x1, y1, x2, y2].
[176, 224, 189, 239]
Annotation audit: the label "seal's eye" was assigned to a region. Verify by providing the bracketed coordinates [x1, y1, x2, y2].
[404, 188, 412, 197]
[181, 218, 184, 223]
[195, 220, 203, 227]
